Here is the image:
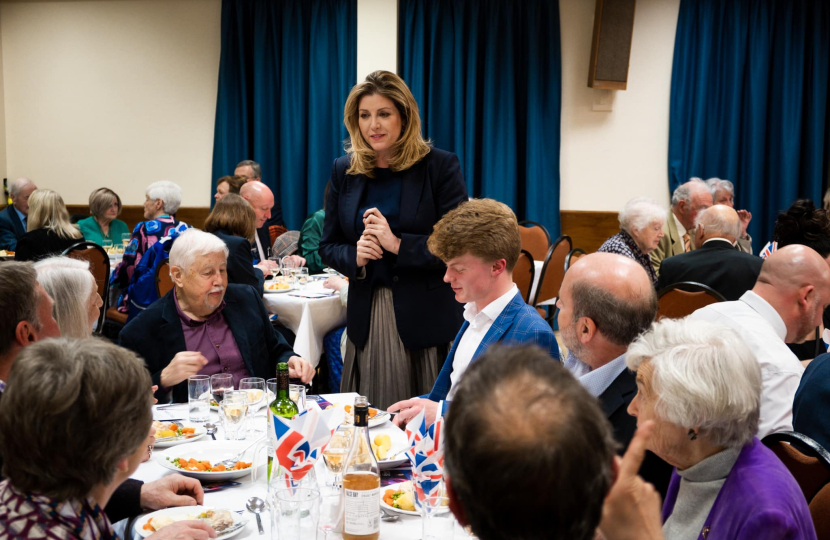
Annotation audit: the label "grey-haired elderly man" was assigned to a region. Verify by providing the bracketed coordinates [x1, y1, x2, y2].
[0, 178, 37, 251]
[650, 178, 713, 275]
[120, 229, 314, 403]
[704, 177, 753, 253]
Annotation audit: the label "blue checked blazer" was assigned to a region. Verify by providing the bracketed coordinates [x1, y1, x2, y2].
[426, 291, 560, 414]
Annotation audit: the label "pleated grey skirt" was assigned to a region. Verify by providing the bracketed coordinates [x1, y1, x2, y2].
[341, 286, 451, 409]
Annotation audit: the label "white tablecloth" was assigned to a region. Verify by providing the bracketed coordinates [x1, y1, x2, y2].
[129, 394, 462, 540]
[261, 281, 347, 368]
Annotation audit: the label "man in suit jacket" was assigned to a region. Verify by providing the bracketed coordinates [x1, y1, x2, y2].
[558, 252, 673, 496]
[0, 177, 36, 251]
[240, 181, 304, 269]
[793, 352, 830, 451]
[656, 205, 763, 300]
[650, 178, 713, 275]
[119, 229, 314, 403]
[0, 262, 206, 525]
[388, 199, 559, 426]
[235, 159, 285, 228]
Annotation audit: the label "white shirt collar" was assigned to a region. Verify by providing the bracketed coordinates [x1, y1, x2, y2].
[463, 284, 518, 329]
[672, 210, 687, 238]
[703, 237, 736, 247]
[739, 290, 787, 341]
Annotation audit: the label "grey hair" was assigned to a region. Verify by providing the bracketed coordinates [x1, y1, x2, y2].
[671, 178, 709, 207]
[694, 206, 741, 239]
[626, 318, 761, 448]
[168, 228, 229, 274]
[705, 178, 734, 198]
[618, 197, 666, 235]
[9, 178, 35, 198]
[145, 180, 183, 215]
[572, 280, 658, 347]
[34, 256, 96, 338]
[236, 159, 262, 179]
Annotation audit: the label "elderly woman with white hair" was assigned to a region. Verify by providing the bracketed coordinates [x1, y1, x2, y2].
[119, 228, 314, 403]
[703, 177, 753, 254]
[597, 197, 666, 286]
[626, 318, 816, 540]
[34, 256, 103, 337]
[111, 180, 188, 313]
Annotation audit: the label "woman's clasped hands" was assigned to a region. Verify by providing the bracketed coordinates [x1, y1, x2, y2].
[356, 208, 400, 267]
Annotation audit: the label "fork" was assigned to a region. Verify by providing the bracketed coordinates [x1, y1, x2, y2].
[216, 435, 265, 468]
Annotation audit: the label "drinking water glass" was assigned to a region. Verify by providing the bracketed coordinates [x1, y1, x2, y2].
[220, 390, 249, 440]
[421, 496, 454, 540]
[294, 267, 309, 289]
[271, 488, 320, 540]
[187, 375, 211, 423]
[240, 377, 266, 433]
[289, 384, 306, 410]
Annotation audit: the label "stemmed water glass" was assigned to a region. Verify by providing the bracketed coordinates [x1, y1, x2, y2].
[240, 377, 266, 434]
[210, 373, 234, 407]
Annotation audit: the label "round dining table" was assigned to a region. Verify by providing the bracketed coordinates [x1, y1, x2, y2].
[123, 393, 465, 540]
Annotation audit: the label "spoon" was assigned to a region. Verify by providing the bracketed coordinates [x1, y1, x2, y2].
[380, 507, 400, 522]
[205, 423, 217, 441]
[247, 497, 266, 535]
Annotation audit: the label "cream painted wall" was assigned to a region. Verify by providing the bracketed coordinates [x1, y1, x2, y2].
[0, 0, 222, 207]
[356, 0, 397, 81]
[559, 0, 680, 211]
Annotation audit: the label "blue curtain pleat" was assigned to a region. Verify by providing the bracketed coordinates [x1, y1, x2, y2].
[399, 0, 562, 237]
[211, 0, 356, 229]
[669, 0, 830, 243]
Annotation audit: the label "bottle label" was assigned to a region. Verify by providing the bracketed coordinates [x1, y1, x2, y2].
[343, 487, 380, 535]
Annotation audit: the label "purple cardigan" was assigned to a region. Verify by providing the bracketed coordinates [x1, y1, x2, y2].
[662, 438, 816, 540]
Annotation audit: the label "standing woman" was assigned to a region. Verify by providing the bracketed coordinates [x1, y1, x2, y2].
[320, 70, 468, 408]
[77, 188, 130, 246]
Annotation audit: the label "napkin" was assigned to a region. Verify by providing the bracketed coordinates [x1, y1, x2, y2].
[269, 402, 338, 483]
[404, 409, 445, 508]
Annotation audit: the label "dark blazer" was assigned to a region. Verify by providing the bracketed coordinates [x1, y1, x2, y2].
[213, 229, 265, 295]
[319, 148, 468, 350]
[119, 284, 296, 403]
[0, 205, 26, 251]
[254, 224, 270, 261]
[793, 353, 830, 451]
[655, 239, 763, 301]
[14, 228, 81, 262]
[599, 368, 674, 497]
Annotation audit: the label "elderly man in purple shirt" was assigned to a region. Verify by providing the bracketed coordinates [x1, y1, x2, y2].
[120, 229, 314, 403]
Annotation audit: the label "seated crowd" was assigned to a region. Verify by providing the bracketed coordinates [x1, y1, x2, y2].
[1, 71, 830, 540]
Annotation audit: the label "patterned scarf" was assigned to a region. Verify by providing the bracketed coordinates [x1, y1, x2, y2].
[0, 481, 118, 540]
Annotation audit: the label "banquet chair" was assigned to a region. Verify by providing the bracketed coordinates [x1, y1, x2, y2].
[512, 250, 536, 303]
[518, 220, 551, 262]
[62, 241, 110, 335]
[656, 281, 725, 320]
[155, 260, 174, 298]
[532, 235, 572, 316]
[762, 431, 830, 539]
[564, 248, 587, 274]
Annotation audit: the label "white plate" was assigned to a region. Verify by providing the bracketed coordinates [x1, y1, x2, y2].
[264, 285, 295, 294]
[334, 404, 391, 428]
[135, 506, 248, 539]
[380, 482, 450, 516]
[156, 440, 255, 481]
[154, 423, 207, 448]
[372, 427, 409, 470]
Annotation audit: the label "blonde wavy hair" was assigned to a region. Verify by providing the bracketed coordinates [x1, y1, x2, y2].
[27, 189, 82, 240]
[344, 70, 431, 177]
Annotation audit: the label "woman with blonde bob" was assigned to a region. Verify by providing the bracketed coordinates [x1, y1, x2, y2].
[34, 256, 103, 338]
[625, 318, 815, 540]
[14, 189, 83, 262]
[319, 70, 468, 408]
[77, 187, 130, 246]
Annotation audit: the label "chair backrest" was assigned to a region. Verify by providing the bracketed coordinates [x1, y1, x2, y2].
[532, 235, 572, 306]
[512, 249, 536, 303]
[810, 483, 830, 540]
[518, 220, 551, 262]
[62, 241, 110, 334]
[564, 248, 587, 274]
[656, 281, 725, 320]
[155, 260, 174, 298]
[762, 431, 830, 503]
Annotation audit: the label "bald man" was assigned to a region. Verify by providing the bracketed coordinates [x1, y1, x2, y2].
[240, 181, 277, 264]
[0, 178, 37, 251]
[557, 252, 672, 495]
[692, 244, 830, 437]
[235, 159, 285, 228]
[650, 179, 713, 275]
[655, 205, 763, 300]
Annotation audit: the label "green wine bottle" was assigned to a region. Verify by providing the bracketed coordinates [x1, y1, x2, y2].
[270, 362, 298, 419]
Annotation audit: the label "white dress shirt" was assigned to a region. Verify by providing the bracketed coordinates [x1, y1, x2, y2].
[445, 284, 518, 400]
[672, 211, 687, 239]
[691, 290, 803, 438]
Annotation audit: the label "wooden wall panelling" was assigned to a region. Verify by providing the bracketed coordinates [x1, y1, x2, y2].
[559, 210, 618, 254]
[66, 205, 211, 233]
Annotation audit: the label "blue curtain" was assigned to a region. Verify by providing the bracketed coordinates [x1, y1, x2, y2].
[399, 0, 562, 237]
[669, 0, 830, 244]
[211, 0, 357, 229]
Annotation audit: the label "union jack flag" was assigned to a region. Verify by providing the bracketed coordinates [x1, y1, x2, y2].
[404, 410, 445, 509]
[269, 404, 338, 483]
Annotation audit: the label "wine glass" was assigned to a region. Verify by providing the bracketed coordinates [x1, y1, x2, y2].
[240, 377, 266, 434]
[220, 390, 249, 440]
[210, 373, 233, 407]
[321, 426, 352, 489]
[121, 233, 132, 248]
[102, 239, 114, 254]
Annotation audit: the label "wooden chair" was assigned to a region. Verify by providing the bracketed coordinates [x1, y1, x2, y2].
[656, 281, 725, 320]
[62, 242, 110, 335]
[532, 235, 572, 307]
[564, 248, 587, 274]
[518, 220, 551, 262]
[763, 431, 830, 538]
[155, 260, 174, 298]
[512, 250, 536, 303]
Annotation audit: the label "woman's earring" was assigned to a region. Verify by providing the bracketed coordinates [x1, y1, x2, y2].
[688, 429, 698, 441]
